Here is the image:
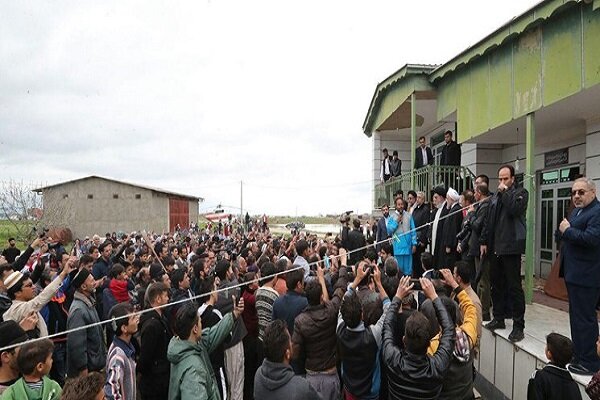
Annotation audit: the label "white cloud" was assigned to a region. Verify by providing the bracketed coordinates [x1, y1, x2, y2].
[0, 0, 539, 215]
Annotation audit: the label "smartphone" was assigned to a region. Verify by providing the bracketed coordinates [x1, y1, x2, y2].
[410, 279, 422, 291]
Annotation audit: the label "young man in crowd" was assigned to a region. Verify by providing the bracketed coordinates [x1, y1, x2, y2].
[104, 303, 139, 400]
[167, 298, 244, 399]
[138, 282, 172, 400]
[0, 321, 29, 394]
[254, 320, 321, 400]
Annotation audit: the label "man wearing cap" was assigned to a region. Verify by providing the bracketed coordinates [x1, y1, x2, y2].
[429, 186, 449, 269]
[0, 320, 29, 394]
[3, 256, 76, 338]
[1, 239, 20, 264]
[66, 267, 106, 378]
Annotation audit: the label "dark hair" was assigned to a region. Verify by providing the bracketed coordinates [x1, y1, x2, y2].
[285, 269, 304, 292]
[404, 312, 431, 354]
[318, 246, 328, 260]
[454, 261, 472, 284]
[407, 190, 417, 199]
[197, 276, 216, 303]
[124, 247, 135, 257]
[163, 256, 175, 267]
[392, 150, 398, 156]
[440, 295, 458, 325]
[88, 245, 98, 255]
[61, 371, 105, 400]
[146, 282, 169, 305]
[79, 254, 94, 266]
[305, 279, 322, 306]
[444, 130, 453, 137]
[394, 196, 405, 208]
[109, 303, 134, 337]
[364, 249, 377, 262]
[263, 320, 290, 363]
[174, 303, 199, 339]
[475, 174, 490, 185]
[384, 257, 398, 277]
[340, 291, 362, 329]
[546, 333, 573, 367]
[295, 240, 309, 257]
[462, 190, 475, 205]
[352, 219, 361, 229]
[420, 252, 433, 270]
[109, 264, 125, 279]
[380, 242, 392, 256]
[215, 260, 231, 280]
[259, 262, 277, 284]
[275, 259, 288, 273]
[99, 241, 112, 252]
[171, 268, 187, 289]
[192, 258, 205, 280]
[498, 164, 515, 177]
[17, 338, 54, 375]
[475, 183, 490, 197]
[382, 148, 388, 153]
[418, 136, 426, 141]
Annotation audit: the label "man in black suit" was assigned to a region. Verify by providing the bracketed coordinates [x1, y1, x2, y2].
[439, 131, 461, 166]
[410, 191, 430, 277]
[376, 204, 390, 252]
[415, 136, 433, 169]
[557, 177, 600, 375]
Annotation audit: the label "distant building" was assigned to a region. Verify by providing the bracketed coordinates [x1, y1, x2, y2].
[33, 176, 202, 238]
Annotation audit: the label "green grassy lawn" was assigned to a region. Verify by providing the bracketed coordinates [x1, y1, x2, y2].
[0, 220, 26, 248]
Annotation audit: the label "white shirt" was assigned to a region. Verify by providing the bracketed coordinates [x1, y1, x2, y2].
[421, 147, 428, 166]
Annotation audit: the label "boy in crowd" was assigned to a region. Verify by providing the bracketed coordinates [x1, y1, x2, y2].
[0, 338, 61, 400]
[105, 303, 139, 400]
[527, 333, 582, 400]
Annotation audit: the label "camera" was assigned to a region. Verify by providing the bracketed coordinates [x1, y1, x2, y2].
[339, 211, 353, 224]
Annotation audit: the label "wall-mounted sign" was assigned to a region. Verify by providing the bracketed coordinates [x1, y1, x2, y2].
[544, 148, 569, 168]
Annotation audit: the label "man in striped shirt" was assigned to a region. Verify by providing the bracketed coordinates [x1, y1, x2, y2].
[104, 303, 139, 400]
[255, 262, 280, 359]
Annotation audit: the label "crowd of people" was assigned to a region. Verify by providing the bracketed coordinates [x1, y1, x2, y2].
[0, 164, 598, 400]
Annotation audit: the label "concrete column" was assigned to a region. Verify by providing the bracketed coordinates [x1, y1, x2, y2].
[525, 113, 536, 304]
[585, 118, 600, 183]
[411, 92, 416, 188]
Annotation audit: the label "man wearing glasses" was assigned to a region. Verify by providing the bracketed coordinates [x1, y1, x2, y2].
[557, 177, 600, 375]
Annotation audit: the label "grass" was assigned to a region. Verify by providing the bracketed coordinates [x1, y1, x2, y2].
[0, 220, 26, 248]
[268, 216, 338, 224]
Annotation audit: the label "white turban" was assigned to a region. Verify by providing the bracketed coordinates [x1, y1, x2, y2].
[447, 187, 459, 202]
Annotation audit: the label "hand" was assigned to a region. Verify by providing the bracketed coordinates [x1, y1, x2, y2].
[559, 218, 570, 233]
[480, 245, 487, 257]
[440, 269, 459, 290]
[396, 275, 414, 299]
[60, 256, 78, 277]
[316, 263, 325, 282]
[355, 262, 368, 282]
[498, 182, 508, 192]
[372, 265, 382, 287]
[339, 248, 348, 266]
[31, 237, 45, 250]
[19, 311, 38, 331]
[232, 296, 244, 319]
[457, 243, 462, 254]
[420, 278, 437, 300]
[412, 246, 416, 254]
[445, 247, 451, 254]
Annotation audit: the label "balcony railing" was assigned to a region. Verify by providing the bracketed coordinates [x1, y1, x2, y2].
[375, 165, 476, 208]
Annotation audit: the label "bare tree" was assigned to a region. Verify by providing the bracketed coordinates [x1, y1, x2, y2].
[0, 180, 69, 244]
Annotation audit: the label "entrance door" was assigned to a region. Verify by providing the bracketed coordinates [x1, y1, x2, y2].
[537, 167, 579, 278]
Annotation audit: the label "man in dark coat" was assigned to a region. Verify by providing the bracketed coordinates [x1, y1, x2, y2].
[411, 191, 430, 277]
[415, 136, 434, 169]
[375, 205, 390, 252]
[347, 219, 366, 266]
[429, 186, 449, 269]
[440, 188, 462, 270]
[557, 177, 600, 375]
[482, 165, 528, 342]
[439, 130, 461, 166]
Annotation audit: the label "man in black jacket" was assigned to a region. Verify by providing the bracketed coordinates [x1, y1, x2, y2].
[415, 136, 434, 169]
[469, 183, 492, 320]
[138, 282, 172, 400]
[439, 130, 461, 166]
[375, 205, 390, 252]
[347, 219, 366, 266]
[382, 276, 455, 399]
[411, 191, 431, 276]
[482, 165, 528, 342]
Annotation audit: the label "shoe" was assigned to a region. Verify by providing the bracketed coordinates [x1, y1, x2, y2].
[485, 319, 505, 330]
[567, 363, 595, 376]
[482, 312, 491, 321]
[508, 327, 524, 342]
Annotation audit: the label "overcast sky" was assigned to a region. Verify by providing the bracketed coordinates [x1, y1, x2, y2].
[0, 0, 540, 216]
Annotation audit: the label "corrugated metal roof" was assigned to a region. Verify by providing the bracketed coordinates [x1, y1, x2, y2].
[32, 175, 204, 201]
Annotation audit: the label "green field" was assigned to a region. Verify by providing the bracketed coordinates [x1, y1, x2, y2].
[268, 216, 338, 224]
[0, 220, 25, 248]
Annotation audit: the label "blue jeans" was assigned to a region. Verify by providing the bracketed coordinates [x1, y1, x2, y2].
[50, 342, 67, 386]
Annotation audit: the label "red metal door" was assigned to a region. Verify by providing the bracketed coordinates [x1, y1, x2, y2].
[169, 198, 189, 232]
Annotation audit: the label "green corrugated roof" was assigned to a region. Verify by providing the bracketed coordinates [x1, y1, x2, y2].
[362, 64, 438, 136]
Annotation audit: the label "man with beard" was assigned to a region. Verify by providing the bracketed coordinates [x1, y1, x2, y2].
[375, 204, 390, 252]
[429, 186, 448, 269]
[67, 267, 106, 378]
[440, 188, 462, 270]
[347, 219, 366, 266]
[1, 239, 20, 264]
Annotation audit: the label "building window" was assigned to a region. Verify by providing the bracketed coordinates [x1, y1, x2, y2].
[63, 194, 68, 199]
[113, 194, 119, 199]
[87, 194, 93, 199]
[135, 194, 141, 199]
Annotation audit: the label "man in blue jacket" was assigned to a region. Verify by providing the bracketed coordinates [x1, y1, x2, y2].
[557, 177, 600, 375]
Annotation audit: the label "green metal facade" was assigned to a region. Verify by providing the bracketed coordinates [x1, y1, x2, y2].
[436, 2, 600, 142]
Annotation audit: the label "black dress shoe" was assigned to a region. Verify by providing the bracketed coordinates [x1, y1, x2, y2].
[568, 363, 595, 376]
[485, 319, 505, 330]
[508, 327, 524, 342]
